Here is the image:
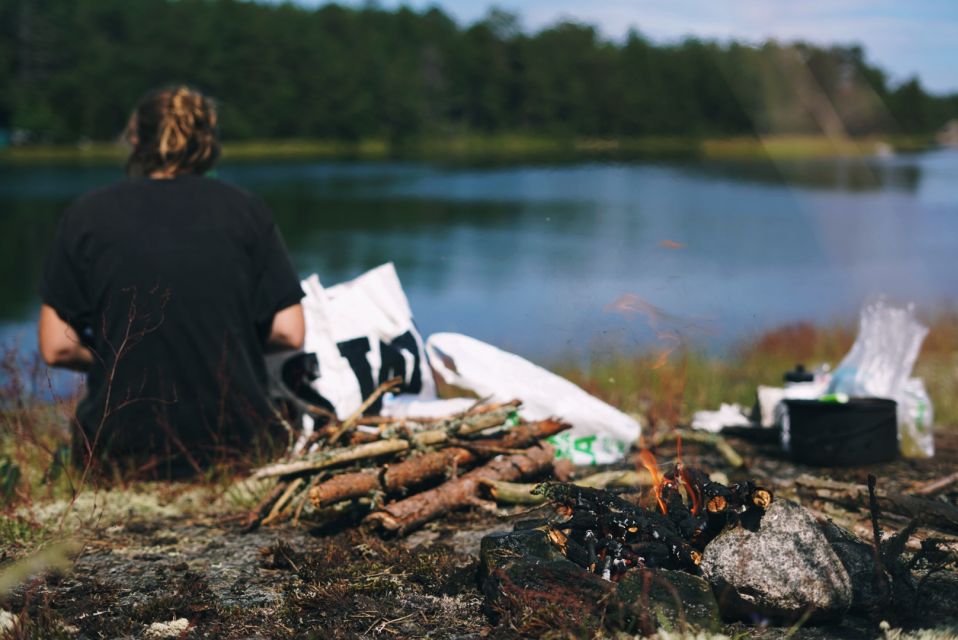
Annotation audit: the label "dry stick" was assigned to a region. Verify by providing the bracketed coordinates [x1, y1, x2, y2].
[911, 471, 958, 497]
[650, 429, 744, 468]
[327, 376, 403, 445]
[351, 398, 516, 427]
[243, 482, 289, 531]
[251, 403, 520, 480]
[343, 400, 522, 445]
[291, 475, 319, 527]
[795, 474, 958, 534]
[366, 443, 556, 536]
[483, 469, 655, 505]
[866, 474, 891, 608]
[310, 419, 569, 508]
[262, 477, 305, 526]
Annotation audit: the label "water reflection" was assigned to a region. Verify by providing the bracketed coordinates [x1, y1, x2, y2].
[1, 152, 955, 363]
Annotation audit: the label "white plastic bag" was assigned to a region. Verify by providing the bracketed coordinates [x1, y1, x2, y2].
[426, 332, 639, 465]
[828, 299, 933, 458]
[899, 377, 934, 458]
[297, 263, 436, 421]
[828, 300, 927, 399]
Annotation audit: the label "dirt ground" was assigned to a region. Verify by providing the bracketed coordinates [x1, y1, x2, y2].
[3, 430, 958, 639]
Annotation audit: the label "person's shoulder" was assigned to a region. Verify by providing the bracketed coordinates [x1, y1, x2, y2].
[61, 179, 136, 223]
[193, 176, 270, 211]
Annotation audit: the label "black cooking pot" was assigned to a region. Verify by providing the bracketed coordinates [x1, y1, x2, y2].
[783, 398, 898, 466]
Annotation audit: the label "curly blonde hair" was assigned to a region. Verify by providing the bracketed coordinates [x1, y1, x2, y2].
[125, 85, 220, 177]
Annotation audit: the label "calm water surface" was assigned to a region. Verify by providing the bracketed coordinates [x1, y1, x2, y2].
[1, 152, 956, 373]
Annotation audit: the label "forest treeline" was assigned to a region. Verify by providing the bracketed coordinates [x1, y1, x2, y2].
[2, 0, 957, 143]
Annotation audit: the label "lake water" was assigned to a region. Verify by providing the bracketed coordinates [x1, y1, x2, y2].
[2, 151, 956, 371]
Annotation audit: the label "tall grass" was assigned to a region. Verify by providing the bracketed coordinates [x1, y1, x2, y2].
[0, 134, 937, 165]
[556, 311, 958, 431]
[1, 312, 955, 548]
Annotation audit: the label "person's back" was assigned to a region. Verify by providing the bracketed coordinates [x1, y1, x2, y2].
[39, 86, 305, 475]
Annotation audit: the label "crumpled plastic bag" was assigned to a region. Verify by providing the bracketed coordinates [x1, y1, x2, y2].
[691, 403, 752, 433]
[828, 299, 933, 457]
[426, 332, 639, 465]
[829, 299, 927, 399]
[899, 377, 934, 458]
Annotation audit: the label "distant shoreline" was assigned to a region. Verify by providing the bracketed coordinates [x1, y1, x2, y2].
[0, 134, 939, 165]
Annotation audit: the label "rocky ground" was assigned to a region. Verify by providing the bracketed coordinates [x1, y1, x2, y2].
[2, 430, 957, 639]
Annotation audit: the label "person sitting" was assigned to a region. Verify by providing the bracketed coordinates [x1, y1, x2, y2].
[38, 85, 305, 477]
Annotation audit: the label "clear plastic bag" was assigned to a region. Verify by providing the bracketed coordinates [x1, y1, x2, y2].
[828, 299, 933, 458]
[829, 300, 927, 398]
[899, 378, 934, 458]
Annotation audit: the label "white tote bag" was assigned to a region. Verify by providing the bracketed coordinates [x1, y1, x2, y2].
[297, 263, 436, 420]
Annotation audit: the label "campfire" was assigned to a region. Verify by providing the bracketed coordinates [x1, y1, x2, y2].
[531, 457, 774, 580]
[240, 389, 958, 636]
[478, 443, 958, 635]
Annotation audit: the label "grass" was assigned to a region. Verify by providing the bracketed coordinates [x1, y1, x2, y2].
[700, 134, 936, 160]
[1, 312, 955, 555]
[555, 309, 958, 432]
[0, 133, 938, 165]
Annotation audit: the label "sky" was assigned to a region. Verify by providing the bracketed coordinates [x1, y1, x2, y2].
[324, 0, 958, 94]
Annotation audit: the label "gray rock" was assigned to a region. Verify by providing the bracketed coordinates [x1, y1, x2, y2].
[616, 568, 722, 632]
[701, 499, 853, 623]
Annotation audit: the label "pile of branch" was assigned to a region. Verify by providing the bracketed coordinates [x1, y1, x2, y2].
[244, 398, 567, 535]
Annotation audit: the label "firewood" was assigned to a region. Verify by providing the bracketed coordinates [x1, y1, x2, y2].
[326, 376, 403, 445]
[795, 474, 958, 535]
[910, 471, 958, 497]
[353, 398, 520, 427]
[251, 404, 520, 479]
[366, 443, 556, 535]
[482, 470, 655, 505]
[261, 477, 305, 526]
[309, 448, 472, 508]
[307, 419, 569, 508]
[243, 481, 289, 532]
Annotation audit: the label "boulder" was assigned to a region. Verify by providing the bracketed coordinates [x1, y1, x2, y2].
[616, 568, 721, 632]
[701, 499, 853, 623]
[481, 556, 614, 630]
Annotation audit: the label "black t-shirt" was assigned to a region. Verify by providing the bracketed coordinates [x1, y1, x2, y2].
[41, 174, 304, 467]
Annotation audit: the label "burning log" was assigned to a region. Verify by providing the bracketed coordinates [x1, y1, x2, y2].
[309, 419, 568, 508]
[366, 443, 556, 535]
[534, 481, 702, 574]
[529, 454, 775, 580]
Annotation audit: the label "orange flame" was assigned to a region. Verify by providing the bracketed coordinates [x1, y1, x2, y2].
[675, 434, 702, 516]
[679, 467, 701, 516]
[638, 449, 667, 514]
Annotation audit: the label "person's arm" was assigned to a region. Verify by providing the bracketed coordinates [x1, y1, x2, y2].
[266, 302, 305, 352]
[38, 304, 94, 371]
